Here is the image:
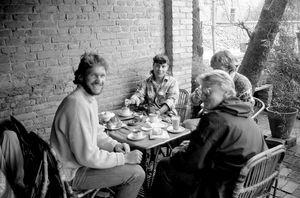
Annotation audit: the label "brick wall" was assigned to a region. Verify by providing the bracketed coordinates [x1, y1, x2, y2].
[165, 0, 193, 92]
[0, 0, 193, 140]
[0, 0, 168, 140]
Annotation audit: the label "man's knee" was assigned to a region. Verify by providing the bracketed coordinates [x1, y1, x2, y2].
[132, 165, 145, 183]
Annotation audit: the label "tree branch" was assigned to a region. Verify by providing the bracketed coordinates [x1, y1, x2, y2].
[236, 21, 252, 39]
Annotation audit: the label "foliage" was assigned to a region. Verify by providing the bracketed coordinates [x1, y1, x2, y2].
[265, 33, 300, 112]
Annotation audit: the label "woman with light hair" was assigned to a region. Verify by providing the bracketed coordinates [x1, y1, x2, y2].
[184, 50, 254, 131]
[151, 69, 267, 198]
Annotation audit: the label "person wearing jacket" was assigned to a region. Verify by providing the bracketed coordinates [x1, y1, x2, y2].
[50, 52, 145, 198]
[183, 50, 254, 131]
[151, 70, 267, 198]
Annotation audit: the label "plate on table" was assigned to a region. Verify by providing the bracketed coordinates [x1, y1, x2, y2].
[146, 117, 162, 123]
[127, 133, 147, 141]
[167, 126, 185, 133]
[150, 121, 168, 129]
[141, 126, 152, 131]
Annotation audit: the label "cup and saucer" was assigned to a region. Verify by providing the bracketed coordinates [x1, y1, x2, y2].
[118, 107, 134, 117]
[167, 126, 185, 133]
[127, 130, 146, 141]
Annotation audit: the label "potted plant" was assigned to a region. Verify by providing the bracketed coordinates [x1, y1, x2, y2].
[265, 33, 300, 139]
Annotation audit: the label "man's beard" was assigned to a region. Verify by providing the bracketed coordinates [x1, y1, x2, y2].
[81, 82, 104, 96]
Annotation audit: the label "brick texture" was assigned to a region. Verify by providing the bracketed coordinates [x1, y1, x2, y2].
[0, 0, 193, 140]
[165, 0, 193, 92]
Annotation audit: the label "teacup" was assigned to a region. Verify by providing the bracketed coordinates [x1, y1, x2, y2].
[133, 131, 143, 139]
[121, 107, 131, 116]
[149, 113, 159, 123]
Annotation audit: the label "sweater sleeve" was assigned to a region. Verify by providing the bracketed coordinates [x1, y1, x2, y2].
[65, 99, 125, 169]
[96, 124, 119, 151]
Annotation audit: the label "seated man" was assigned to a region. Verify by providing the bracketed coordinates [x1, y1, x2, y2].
[184, 50, 254, 131]
[50, 52, 145, 198]
[151, 70, 267, 198]
[124, 54, 179, 118]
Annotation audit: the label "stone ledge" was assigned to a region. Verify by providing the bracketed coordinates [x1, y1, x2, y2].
[265, 135, 297, 149]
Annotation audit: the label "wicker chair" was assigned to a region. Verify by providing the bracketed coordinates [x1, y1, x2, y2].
[232, 144, 286, 198]
[251, 97, 265, 120]
[175, 89, 190, 122]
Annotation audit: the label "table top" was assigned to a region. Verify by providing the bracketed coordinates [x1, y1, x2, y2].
[109, 126, 190, 151]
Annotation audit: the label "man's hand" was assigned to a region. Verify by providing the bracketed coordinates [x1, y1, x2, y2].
[124, 150, 143, 164]
[114, 143, 130, 154]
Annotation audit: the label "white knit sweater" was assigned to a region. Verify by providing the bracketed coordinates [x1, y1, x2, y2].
[50, 86, 125, 181]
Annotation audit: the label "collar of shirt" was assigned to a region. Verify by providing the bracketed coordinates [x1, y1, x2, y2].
[76, 85, 96, 103]
[149, 74, 170, 84]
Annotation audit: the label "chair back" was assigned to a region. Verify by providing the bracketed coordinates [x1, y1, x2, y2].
[232, 144, 286, 198]
[1, 116, 111, 198]
[0, 116, 65, 198]
[251, 97, 265, 119]
[175, 89, 190, 121]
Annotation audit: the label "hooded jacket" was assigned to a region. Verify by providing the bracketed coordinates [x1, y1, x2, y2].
[171, 97, 267, 198]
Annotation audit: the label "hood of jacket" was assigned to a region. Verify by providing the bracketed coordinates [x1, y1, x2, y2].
[211, 97, 253, 118]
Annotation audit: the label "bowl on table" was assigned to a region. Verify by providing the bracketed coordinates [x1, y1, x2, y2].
[99, 111, 115, 123]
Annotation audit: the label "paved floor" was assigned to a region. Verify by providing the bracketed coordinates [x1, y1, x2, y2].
[257, 111, 300, 198]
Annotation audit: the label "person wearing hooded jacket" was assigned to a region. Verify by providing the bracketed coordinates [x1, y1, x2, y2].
[151, 70, 267, 198]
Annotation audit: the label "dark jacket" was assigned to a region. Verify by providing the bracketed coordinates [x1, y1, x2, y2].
[171, 97, 267, 198]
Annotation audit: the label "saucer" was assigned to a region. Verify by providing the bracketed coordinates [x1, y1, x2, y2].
[141, 126, 152, 131]
[167, 126, 185, 133]
[146, 117, 162, 123]
[151, 122, 168, 128]
[127, 133, 147, 141]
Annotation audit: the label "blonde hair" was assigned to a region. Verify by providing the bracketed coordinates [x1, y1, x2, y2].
[198, 70, 236, 98]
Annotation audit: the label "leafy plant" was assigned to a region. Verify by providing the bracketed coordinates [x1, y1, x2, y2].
[265, 33, 300, 112]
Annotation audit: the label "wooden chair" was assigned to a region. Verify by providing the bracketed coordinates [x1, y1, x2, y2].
[176, 89, 190, 122]
[251, 97, 265, 120]
[232, 144, 286, 198]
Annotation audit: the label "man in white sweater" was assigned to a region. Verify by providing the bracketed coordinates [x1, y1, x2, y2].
[50, 52, 145, 198]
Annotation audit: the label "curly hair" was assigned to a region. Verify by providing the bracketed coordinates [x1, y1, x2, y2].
[210, 50, 237, 74]
[73, 52, 109, 85]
